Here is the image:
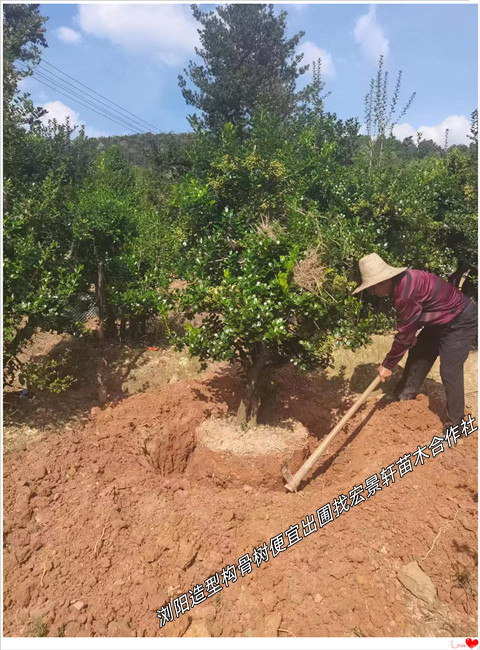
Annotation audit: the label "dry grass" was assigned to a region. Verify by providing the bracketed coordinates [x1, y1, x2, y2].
[168, 279, 189, 292]
[254, 216, 283, 240]
[293, 246, 327, 293]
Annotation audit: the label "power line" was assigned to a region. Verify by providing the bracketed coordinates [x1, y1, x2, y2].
[41, 58, 162, 134]
[24, 71, 140, 135]
[28, 67, 144, 134]
[17, 62, 145, 134]
[36, 63, 157, 134]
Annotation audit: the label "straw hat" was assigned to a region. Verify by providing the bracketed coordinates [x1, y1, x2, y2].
[352, 253, 408, 294]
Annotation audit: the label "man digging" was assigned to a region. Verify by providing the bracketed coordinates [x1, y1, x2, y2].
[353, 253, 478, 427]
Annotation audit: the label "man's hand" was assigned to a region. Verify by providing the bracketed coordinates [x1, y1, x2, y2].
[377, 365, 392, 383]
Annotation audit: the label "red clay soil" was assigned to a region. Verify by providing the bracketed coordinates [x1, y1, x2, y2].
[3, 365, 478, 638]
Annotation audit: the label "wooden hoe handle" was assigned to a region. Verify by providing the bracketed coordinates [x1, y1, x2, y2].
[284, 375, 381, 492]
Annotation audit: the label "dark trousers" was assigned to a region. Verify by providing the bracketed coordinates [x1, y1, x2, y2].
[394, 300, 478, 425]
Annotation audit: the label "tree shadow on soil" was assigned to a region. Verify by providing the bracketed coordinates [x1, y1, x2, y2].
[201, 363, 351, 439]
[201, 359, 448, 443]
[3, 332, 154, 435]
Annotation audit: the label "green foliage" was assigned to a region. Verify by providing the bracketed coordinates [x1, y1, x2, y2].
[3, 3, 47, 106]
[70, 147, 137, 275]
[168, 52, 477, 420]
[3, 4, 477, 408]
[4, 118, 96, 203]
[3, 171, 84, 384]
[178, 4, 308, 131]
[363, 55, 416, 170]
[174, 224, 381, 372]
[18, 354, 76, 393]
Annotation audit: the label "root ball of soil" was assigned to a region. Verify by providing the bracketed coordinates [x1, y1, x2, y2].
[187, 417, 310, 489]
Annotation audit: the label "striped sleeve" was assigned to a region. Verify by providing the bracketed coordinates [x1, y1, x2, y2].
[382, 274, 423, 370]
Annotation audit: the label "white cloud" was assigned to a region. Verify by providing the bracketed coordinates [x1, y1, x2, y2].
[392, 115, 471, 146]
[84, 125, 108, 138]
[40, 100, 106, 137]
[301, 41, 335, 79]
[57, 26, 82, 45]
[77, 4, 199, 66]
[290, 4, 308, 12]
[354, 6, 389, 65]
[391, 123, 415, 142]
[41, 100, 80, 126]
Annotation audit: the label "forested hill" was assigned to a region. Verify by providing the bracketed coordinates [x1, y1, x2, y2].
[91, 132, 194, 167]
[90, 130, 466, 169]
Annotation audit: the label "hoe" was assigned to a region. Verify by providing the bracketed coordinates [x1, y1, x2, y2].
[282, 375, 381, 492]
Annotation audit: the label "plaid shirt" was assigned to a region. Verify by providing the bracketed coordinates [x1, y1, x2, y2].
[382, 269, 470, 370]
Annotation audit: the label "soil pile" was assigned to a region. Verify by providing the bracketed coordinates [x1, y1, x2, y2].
[3, 364, 478, 638]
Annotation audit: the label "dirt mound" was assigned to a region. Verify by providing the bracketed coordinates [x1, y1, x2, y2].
[3, 365, 478, 638]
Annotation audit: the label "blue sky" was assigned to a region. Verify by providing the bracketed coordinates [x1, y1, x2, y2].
[20, 3, 478, 145]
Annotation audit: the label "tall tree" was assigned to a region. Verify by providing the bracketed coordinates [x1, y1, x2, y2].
[178, 4, 308, 132]
[3, 3, 47, 114]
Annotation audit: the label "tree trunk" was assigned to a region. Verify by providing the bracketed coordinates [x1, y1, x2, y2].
[97, 262, 106, 344]
[129, 317, 139, 341]
[119, 317, 126, 342]
[236, 352, 270, 429]
[105, 306, 118, 339]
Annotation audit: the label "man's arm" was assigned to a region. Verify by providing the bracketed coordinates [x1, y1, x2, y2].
[381, 297, 423, 371]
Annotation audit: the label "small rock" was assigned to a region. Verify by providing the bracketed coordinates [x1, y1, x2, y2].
[44, 559, 54, 572]
[436, 505, 453, 519]
[100, 557, 111, 569]
[184, 620, 211, 637]
[15, 546, 32, 565]
[397, 561, 437, 605]
[344, 611, 361, 629]
[35, 510, 49, 525]
[143, 547, 160, 563]
[72, 600, 86, 611]
[243, 485, 253, 493]
[379, 546, 389, 555]
[85, 574, 97, 588]
[261, 612, 282, 637]
[314, 593, 323, 603]
[35, 407, 46, 415]
[178, 541, 198, 570]
[30, 465, 47, 481]
[222, 510, 235, 522]
[91, 406, 101, 417]
[450, 586, 466, 603]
